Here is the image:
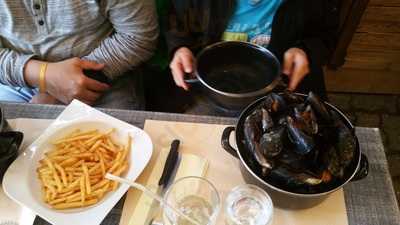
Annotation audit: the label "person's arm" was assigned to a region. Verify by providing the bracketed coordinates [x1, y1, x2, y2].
[83, 0, 159, 78]
[0, 38, 36, 87]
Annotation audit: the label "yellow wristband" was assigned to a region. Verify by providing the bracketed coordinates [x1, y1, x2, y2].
[39, 63, 48, 93]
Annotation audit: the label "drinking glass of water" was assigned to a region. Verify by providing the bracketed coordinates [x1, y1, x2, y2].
[225, 184, 273, 225]
[163, 176, 221, 225]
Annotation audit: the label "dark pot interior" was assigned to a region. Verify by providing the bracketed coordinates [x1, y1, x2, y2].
[196, 41, 280, 95]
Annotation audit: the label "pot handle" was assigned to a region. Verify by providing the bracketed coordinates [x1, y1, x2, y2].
[221, 126, 239, 159]
[350, 154, 369, 182]
[184, 73, 200, 84]
[276, 74, 289, 89]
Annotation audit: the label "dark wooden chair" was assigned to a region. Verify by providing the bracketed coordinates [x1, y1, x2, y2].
[329, 0, 370, 69]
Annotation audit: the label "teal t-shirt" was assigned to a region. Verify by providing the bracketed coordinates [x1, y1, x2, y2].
[222, 0, 283, 48]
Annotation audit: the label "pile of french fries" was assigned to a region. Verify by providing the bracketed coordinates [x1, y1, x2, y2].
[36, 128, 130, 209]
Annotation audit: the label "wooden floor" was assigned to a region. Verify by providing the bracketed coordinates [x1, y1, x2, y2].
[325, 68, 400, 94]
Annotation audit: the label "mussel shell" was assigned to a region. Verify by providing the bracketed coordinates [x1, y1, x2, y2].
[261, 108, 274, 133]
[281, 90, 304, 104]
[260, 126, 285, 158]
[244, 111, 273, 173]
[268, 165, 322, 189]
[286, 116, 315, 155]
[262, 93, 287, 114]
[306, 92, 332, 123]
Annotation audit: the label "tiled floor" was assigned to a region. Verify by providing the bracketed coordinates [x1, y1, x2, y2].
[327, 92, 400, 206]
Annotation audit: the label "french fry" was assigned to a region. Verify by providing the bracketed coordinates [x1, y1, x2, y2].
[59, 178, 80, 193]
[69, 129, 98, 139]
[37, 167, 52, 175]
[43, 182, 57, 200]
[114, 162, 128, 176]
[97, 151, 106, 176]
[52, 198, 98, 210]
[88, 140, 103, 153]
[88, 163, 101, 174]
[59, 157, 79, 167]
[71, 160, 84, 168]
[45, 189, 51, 203]
[49, 197, 68, 205]
[82, 163, 91, 195]
[53, 134, 95, 145]
[66, 192, 82, 202]
[44, 157, 63, 192]
[54, 163, 68, 187]
[57, 190, 75, 198]
[80, 176, 85, 204]
[91, 179, 109, 191]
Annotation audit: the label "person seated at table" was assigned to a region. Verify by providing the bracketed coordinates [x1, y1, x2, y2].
[0, 0, 158, 109]
[166, 0, 340, 101]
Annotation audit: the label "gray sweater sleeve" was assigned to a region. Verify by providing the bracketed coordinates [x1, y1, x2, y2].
[83, 0, 159, 78]
[0, 38, 35, 87]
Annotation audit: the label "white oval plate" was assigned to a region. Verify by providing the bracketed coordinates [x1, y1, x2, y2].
[2, 100, 153, 225]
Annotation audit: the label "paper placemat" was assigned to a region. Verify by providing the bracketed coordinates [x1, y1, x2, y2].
[142, 120, 349, 225]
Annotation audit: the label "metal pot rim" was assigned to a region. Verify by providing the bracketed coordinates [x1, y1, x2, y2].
[195, 41, 282, 98]
[234, 93, 362, 198]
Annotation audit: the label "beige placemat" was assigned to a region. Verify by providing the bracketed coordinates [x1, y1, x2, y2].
[140, 120, 348, 225]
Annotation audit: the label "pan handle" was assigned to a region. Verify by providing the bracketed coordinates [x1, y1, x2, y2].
[350, 154, 369, 182]
[276, 74, 289, 89]
[221, 126, 239, 159]
[184, 73, 200, 84]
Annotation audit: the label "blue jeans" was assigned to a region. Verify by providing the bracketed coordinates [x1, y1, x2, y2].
[0, 70, 145, 110]
[0, 85, 39, 102]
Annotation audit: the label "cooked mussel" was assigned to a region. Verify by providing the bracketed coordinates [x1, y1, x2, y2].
[293, 105, 318, 135]
[261, 108, 274, 133]
[268, 165, 322, 188]
[306, 92, 332, 123]
[286, 116, 315, 155]
[263, 93, 287, 114]
[244, 110, 273, 175]
[260, 126, 285, 158]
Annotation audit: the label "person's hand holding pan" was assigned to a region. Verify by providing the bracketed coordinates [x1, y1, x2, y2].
[169, 47, 195, 91]
[282, 48, 310, 91]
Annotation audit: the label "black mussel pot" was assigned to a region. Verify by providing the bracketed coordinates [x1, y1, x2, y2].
[186, 41, 282, 110]
[0, 131, 23, 182]
[0, 107, 10, 132]
[221, 93, 369, 209]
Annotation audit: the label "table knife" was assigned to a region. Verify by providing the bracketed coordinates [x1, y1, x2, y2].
[146, 139, 180, 225]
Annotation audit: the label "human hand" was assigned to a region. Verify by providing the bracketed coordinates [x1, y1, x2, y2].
[45, 58, 110, 105]
[282, 48, 310, 91]
[169, 47, 195, 91]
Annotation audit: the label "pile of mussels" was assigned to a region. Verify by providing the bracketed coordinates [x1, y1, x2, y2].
[243, 92, 357, 194]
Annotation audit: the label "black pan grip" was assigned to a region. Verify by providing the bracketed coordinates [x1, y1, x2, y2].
[350, 154, 369, 182]
[221, 126, 239, 158]
[84, 70, 111, 85]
